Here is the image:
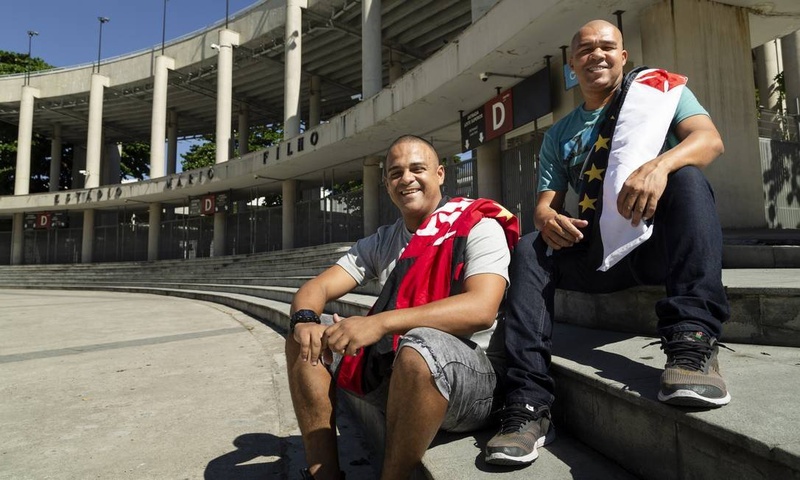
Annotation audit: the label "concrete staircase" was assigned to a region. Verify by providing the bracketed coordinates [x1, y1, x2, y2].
[0, 237, 798, 479]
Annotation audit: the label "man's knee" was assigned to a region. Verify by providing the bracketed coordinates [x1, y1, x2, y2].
[667, 166, 713, 200]
[285, 334, 300, 360]
[513, 232, 541, 260]
[393, 342, 431, 379]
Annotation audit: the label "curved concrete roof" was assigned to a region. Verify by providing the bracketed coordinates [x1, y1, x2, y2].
[0, 0, 798, 215]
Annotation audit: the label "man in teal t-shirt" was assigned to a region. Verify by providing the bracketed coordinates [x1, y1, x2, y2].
[485, 19, 731, 468]
[538, 87, 707, 193]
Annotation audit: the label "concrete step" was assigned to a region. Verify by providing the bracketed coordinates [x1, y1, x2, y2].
[721, 228, 800, 268]
[550, 323, 800, 480]
[556, 268, 800, 347]
[722, 244, 800, 268]
[0, 242, 352, 272]
[6, 266, 794, 347]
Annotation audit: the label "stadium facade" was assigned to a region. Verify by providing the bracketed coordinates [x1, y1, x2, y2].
[1, 0, 799, 265]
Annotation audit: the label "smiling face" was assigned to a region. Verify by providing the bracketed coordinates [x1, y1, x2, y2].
[569, 20, 628, 109]
[384, 138, 444, 231]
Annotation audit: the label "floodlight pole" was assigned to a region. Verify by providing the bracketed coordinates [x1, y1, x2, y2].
[96, 17, 110, 73]
[26, 30, 39, 86]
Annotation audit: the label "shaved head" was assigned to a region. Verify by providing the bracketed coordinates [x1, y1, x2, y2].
[571, 20, 623, 52]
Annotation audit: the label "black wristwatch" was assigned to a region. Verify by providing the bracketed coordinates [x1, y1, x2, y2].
[290, 309, 321, 333]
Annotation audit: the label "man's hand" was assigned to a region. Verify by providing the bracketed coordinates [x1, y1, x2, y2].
[617, 159, 669, 226]
[293, 322, 330, 366]
[322, 313, 386, 357]
[540, 213, 588, 250]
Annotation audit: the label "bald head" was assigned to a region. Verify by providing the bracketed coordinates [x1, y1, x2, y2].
[568, 19, 628, 109]
[571, 20, 623, 52]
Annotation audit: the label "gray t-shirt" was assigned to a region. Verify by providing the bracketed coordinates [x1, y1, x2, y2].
[336, 217, 510, 351]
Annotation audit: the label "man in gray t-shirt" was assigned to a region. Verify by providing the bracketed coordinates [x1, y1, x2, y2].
[286, 135, 515, 479]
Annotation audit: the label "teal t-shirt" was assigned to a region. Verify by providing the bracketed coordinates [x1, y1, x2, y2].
[537, 87, 708, 193]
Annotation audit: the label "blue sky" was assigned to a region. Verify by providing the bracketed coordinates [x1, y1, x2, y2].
[1, 0, 256, 68]
[2, 1, 260, 171]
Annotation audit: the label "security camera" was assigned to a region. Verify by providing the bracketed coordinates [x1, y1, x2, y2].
[210, 43, 220, 50]
[479, 72, 489, 82]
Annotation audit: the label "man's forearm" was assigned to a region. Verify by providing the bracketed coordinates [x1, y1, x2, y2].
[369, 275, 506, 337]
[291, 279, 328, 315]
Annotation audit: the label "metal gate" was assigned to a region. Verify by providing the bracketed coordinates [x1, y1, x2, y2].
[501, 141, 538, 233]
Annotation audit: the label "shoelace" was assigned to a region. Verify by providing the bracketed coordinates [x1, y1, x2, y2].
[643, 336, 734, 371]
[499, 405, 538, 434]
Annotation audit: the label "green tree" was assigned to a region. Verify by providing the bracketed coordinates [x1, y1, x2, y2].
[181, 123, 283, 170]
[0, 50, 50, 75]
[121, 142, 150, 181]
[0, 51, 63, 195]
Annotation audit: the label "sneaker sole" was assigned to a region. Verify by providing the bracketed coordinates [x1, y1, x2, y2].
[658, 389, 731, 407]
[484, 428, 556, 466]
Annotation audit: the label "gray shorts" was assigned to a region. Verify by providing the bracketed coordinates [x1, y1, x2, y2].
[323, 315, 502, 433]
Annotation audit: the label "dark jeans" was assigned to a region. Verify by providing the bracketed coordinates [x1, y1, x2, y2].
[503, 166, 730, 408]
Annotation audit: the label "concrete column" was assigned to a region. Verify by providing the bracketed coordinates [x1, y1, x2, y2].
[10, 213, 24, 265]
[73, 146, 87, 189]
[86, 74, 109, 189]
[148, 203, 161, 261]
[167, 109, 178, 175]
[212, 30, 239, 258]
[781, 31, 800, 115]
[213, 213, 226, 256]
[476, 138, 502, 201]
[284, 0, 305, 137]
[363, 156, 382, 236]
[215, 29, 240, 164]
[640, 0, 765, 228]
[238, 104, 250, 155]
[14, 85, 40, 195]
[389, 56, 403, 84]
[104, 143, 121, 185]
[81, 209, 95, 263]
[362, 0, 382, 99]
[754, 40, 782, 111]
[282, 179, 297, 249]
[309, 75, 321, 127]
[49, 124, 62, 192]
[150, 55, 175, 178]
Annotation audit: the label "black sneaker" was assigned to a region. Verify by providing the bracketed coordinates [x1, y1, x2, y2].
[657, 331, 731, 407]
[484, 403, 555, 466]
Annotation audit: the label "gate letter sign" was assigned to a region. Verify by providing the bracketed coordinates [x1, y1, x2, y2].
[484, 89, 513, 141]
[35, 213, 52, 229]
[201, 195, 216, 215]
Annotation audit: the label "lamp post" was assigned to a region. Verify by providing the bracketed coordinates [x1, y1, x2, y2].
[26, 30, 38, 86]
[161, 0, 169, 54]
[225, 0, 230, 28]
[96, 16, 110, 73]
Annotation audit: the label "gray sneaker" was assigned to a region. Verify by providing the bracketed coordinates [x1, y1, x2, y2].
[657, 331, 731, 407]
[484, 404, 555, 466]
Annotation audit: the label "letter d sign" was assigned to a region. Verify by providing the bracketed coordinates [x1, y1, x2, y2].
[201, 195, 216, 215]
[492, 102, 505, 131]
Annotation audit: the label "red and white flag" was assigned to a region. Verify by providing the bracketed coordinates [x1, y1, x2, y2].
[598, 69, 687, 271]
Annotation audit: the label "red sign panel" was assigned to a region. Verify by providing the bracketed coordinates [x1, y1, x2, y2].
[35, 213, 52, 229]
[200, 195, 216, 215]
[484, 89, 514, 141]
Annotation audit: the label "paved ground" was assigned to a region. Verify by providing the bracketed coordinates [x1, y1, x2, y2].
[0, 289, 376, 480]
